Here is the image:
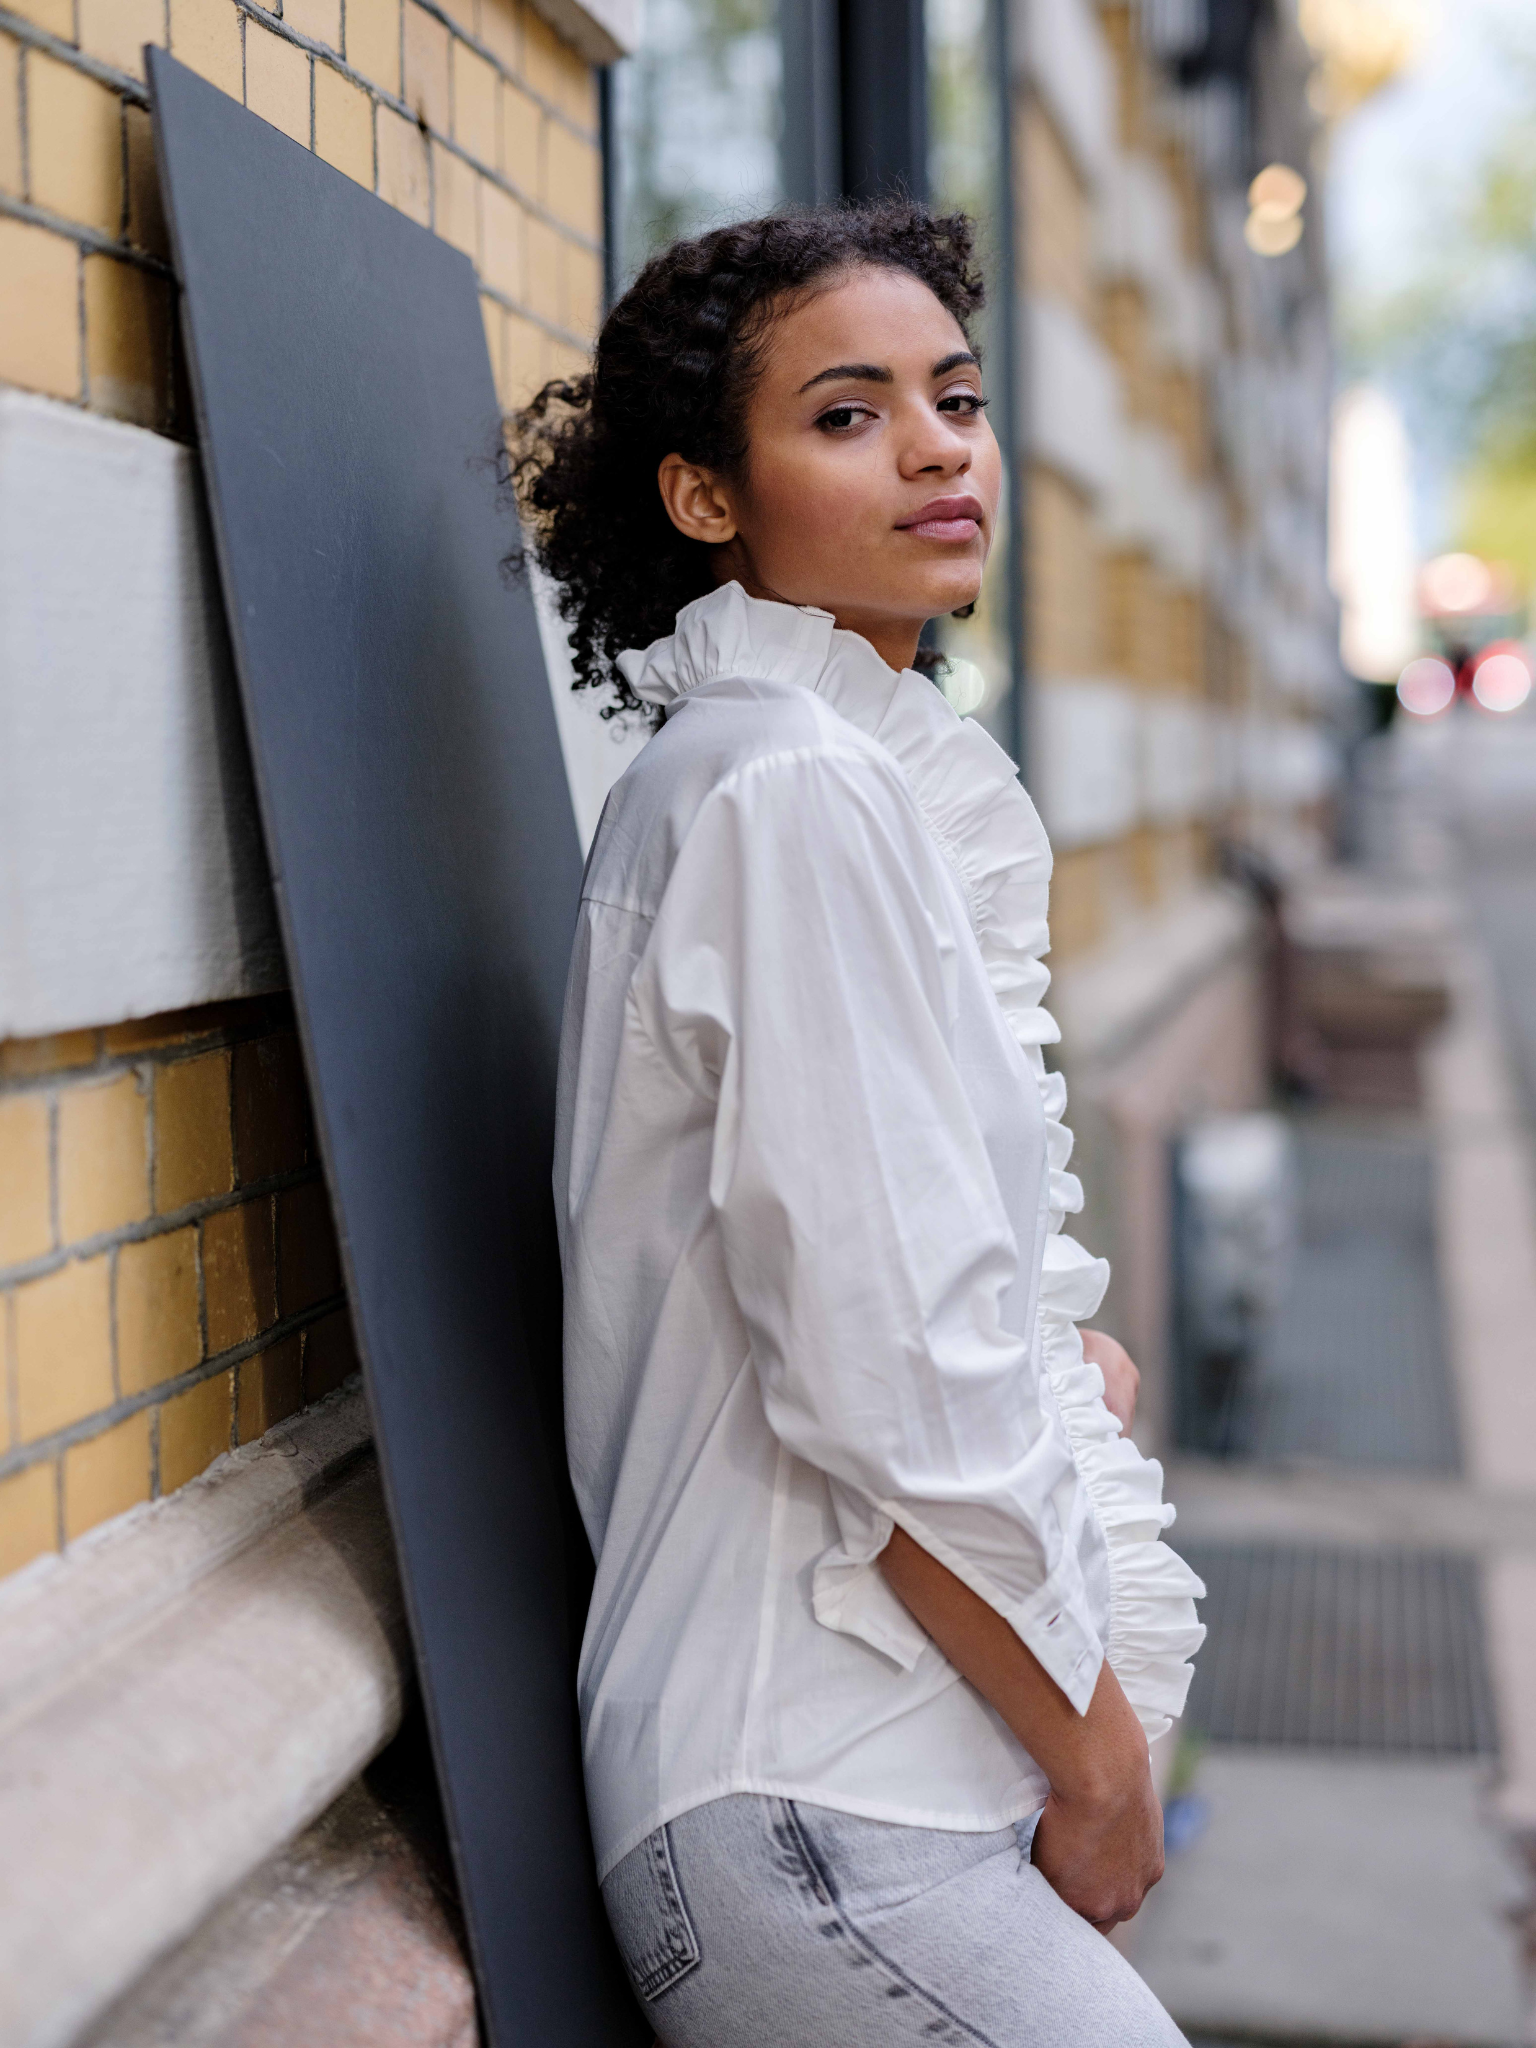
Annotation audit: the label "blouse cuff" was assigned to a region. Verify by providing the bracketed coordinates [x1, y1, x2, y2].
[811, 1516, 931, 1673]
[881, 1503, 1105, 1715]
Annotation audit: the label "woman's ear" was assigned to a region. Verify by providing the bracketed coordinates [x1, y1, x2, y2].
[658, 453, 739, 545]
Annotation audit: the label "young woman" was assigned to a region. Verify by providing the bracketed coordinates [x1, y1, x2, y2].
[513, 204, 1204, 2047]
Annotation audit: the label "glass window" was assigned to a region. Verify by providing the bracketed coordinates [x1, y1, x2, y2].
[927, 0, 1020, 748]
[610, 0, 785, 287]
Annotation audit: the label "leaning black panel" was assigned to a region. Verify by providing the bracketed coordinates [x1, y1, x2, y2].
[147, 51, 645, 2047]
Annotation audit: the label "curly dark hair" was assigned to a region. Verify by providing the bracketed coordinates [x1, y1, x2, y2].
[506, 201, 985, 720]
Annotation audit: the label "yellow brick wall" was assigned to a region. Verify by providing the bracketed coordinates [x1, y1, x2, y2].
[0, 4, 601, 1581]
[0, 999, 355, 1576]
[1027, 463, 1104, 676]
[0, 0, 602, 432]
[1019, 93, 1092, 322]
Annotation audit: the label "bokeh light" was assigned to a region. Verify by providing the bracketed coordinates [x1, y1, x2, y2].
[1245, 212, 1305, 255]
[1248, 163, 1308, 218]
[1471, 647, 1532, 713]
[1396, 656, 1456, 716]
[1420, 552, 1494, 614]
[1245, 162, 1307, 258]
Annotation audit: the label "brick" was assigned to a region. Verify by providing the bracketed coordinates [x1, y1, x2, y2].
[277, 1178, 343, 1316]
[246, 23, 312, 146]
[0, 1031, 97, 1080]
[520, 8, 593, 128]
[202, 1199, 277, 1354]
[167, 0, 243, 100]
[284, 0, 343, 53]
[315, 61, 373, 186]
[7, 0, 74, 37]
[158, 1368, 232, 1490]
[504, 309, 544, 406]
[499, 78, 538, 193]
[153, 1051, 234, 1212]
[13, 1256, 113, 1441]
[377, 101, 429, 222]
[63, 1409, 151, 1540]
[545, 335, 587, 384]
[451, 37, 497, 166]
[542, 119, 597, 237]
[84, 253, 171, 429]
[0, 35, 21, 199]
[78, 0, 166, 81]
[236, 1332, 303, 1442]
[403, 1, 450, 131]
[0, 1095, 52, 1270]
[27, 52, 124, 236]
[232, 1032, 309, 1185]
[124, 102, 170, 258]
[0, 1461, 57, 1577]
[524, 210, 560, 323]
[344, 0, 402, 98]
[478, 0, 520, 73]
[479, 292, 504, 403]
[563, 241, 599, 337]
[57, 1072, 149, 1242]
[303, 1306, 359, 1399]
[431, 137, 477, 257]
[116, 1227, 201, 1395]
[479, 177, 521, 297]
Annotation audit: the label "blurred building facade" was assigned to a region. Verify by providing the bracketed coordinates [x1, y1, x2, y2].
[0, 0, 1342, 2038]
[1017, 0, 1344, 1444]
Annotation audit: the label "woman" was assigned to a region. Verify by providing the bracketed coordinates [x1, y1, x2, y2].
[513, 203, 1204, 2046]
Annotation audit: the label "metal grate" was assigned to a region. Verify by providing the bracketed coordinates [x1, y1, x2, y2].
[1233, 1120, 1461, 1472]
[1180, 1543, 1499, 1756]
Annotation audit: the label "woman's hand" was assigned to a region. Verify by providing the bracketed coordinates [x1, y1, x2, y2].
[879, 1531, 1166, 1931]
[1081, 1328, 1138, 1436]
[1029, 1683, 1166, 1930]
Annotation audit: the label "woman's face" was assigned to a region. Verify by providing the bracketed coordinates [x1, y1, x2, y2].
[657, 264, 1003, 672]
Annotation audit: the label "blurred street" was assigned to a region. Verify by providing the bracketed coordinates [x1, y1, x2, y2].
[1129, 701, 1536, 2044]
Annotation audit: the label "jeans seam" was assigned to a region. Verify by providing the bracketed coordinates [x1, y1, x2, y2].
[780, 1801, 1006, 2048]
[630, 1826, 701, 2001]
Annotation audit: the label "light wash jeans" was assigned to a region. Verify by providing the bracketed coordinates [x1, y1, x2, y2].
[600, 1794, 1188, 2047]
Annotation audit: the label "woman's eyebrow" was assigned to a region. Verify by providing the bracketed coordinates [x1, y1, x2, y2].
[933, 351, 979, 376]
[797, 362, 893, 392]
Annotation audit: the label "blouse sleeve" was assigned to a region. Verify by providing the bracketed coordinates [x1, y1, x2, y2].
[632, 741, 1105, 1714]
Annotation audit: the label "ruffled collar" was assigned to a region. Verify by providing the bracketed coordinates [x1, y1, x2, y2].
[620, 583, 1059, 1049]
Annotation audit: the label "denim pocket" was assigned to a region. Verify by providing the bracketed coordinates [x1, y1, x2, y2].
[601, 1824, 702, 2003]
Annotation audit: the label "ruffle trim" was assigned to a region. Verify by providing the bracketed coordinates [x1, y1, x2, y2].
[622, 583, 1206, 1738]
[1036, 1237, 1207, 1740]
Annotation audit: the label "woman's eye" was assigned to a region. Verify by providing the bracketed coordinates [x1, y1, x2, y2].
[938, 391, 988, 415]
[818, 404, 869, 432]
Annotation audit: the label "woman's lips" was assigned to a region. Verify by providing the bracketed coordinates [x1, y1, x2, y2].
[896, 495, 985, 542]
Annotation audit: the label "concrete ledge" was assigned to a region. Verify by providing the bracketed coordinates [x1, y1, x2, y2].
[0, 1390, 410, 2048]
[527, 0, 636, 63]
[1053, 884, 1254, 1069]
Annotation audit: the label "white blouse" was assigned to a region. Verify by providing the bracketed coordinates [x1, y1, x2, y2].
[555, 583, 1204, 1882]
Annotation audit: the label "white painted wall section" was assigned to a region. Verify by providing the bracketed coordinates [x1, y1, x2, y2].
[1015, 0, 1115, 189]
[1103, 421, 1209, 585]
[0, 394, 648, 1041]
[1024, 296, 1122, 503]
[1141, 697, 1213, 823]
[1030, 679, 1140, 848]
[0, 392, 284, 1041]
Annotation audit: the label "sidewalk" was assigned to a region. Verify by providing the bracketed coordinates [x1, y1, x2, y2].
[1127, 719, 1536, 2045]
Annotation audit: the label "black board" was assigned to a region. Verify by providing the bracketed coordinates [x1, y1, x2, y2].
[148, 50, 645, 2046]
